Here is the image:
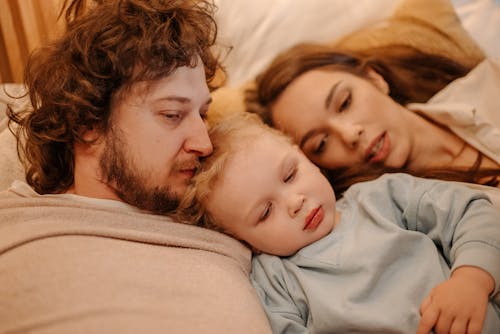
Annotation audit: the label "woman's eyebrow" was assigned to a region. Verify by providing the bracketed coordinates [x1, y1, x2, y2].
[325, 81, 341, 109]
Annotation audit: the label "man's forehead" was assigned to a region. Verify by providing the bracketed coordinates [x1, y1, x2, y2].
[117, 66, 210, 104]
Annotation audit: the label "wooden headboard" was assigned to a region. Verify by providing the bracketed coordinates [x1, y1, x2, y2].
[0, 0, 64, 83]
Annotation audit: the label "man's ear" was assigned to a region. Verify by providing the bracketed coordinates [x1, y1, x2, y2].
[366, 67, 390, 95]
[80, 126, 101, 143]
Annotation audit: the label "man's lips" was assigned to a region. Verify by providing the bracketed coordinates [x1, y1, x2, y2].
[177, 162, 200, 178]
[178, 168, 196, 178]
[365, 132, 390, 164]
[304, 206, 324, 230]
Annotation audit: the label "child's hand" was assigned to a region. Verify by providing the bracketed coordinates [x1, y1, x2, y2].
[416, 266, 494, 334]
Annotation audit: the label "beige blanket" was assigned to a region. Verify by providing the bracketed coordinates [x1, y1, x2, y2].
[0, 182, 271, 333]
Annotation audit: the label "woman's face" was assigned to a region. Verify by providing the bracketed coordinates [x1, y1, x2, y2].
[271, 68, 414, 170]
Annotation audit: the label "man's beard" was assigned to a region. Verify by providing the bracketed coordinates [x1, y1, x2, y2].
[99, 128, 179, 215]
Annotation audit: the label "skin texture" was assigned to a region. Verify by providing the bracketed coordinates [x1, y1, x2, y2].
[205, 130, 339, 256]
[71, 60, 213, 213]
[271, 68, 478, 172]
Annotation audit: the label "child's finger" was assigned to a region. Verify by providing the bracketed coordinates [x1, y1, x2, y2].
[419, 295, 431, 315]
[433, 313, 453, 334]
[417, 304, 439, 334]
[448, 317, 467, 334]
[467, 311, 486, 334]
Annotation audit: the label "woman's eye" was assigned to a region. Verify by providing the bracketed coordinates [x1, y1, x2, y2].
[313, 135, 327, 155]
[258, 203, 272, 222]
[338, 92, 351, 112]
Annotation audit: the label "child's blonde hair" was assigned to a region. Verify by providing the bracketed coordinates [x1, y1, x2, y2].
[178, 111, 291, 235]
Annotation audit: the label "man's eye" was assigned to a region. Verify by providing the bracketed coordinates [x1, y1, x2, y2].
[199, 108, 209, 121]
[163, 111, 181, 119]
[161, 110, 184, 123]
[258, 203, 272, 222]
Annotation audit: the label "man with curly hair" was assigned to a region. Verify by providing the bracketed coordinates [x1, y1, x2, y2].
[0, 1, 271, 332]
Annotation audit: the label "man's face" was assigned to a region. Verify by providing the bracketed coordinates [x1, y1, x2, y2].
[99, 60, 213, 215]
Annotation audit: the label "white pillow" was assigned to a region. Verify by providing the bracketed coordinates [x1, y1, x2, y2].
[214, 0, 500, 87]
[0, 84, 28, 190]
[214, 0, 400, 87]
[452, 0, 500, 59]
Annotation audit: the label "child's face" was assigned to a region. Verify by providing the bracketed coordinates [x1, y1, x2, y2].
[206, 130, 338, 256]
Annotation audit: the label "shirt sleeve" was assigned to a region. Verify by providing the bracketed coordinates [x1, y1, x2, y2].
[356, 173, 500, 296]
[250, 254, 310, 334]
[410, 176, 500, 296]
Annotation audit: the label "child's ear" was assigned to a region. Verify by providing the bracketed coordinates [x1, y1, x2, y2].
[366, 67, 390, 95]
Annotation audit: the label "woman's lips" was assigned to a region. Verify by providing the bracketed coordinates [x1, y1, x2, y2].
[304, 206, 324, 230]
[365, 132, 390, 164]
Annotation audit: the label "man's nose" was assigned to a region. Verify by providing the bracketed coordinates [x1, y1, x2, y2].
[184, 114, 213, 156]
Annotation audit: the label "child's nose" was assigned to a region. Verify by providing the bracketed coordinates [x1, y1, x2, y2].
[287, 193, 305, 218]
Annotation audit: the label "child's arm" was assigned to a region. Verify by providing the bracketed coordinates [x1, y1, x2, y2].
[352, 174, 500, 333]
[416, 265, 494, 334]
[380, 174, 500, 334]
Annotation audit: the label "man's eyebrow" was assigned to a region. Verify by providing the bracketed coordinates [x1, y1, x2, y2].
[154, 96, 190, 104]
[324, 81, 341, 110]
[153, 96, 212, 105]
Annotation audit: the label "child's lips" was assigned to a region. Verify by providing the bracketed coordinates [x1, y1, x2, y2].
[304, 206, 324, 230]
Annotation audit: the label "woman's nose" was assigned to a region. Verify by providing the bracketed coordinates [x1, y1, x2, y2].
[330, 120, 363, 149]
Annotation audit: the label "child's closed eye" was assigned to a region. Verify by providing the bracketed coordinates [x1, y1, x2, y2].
[284, 167, 297, 183]
[258, 203, 272, 223]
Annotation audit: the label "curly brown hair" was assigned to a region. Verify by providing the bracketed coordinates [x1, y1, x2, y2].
[8, 0, 222, 194]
